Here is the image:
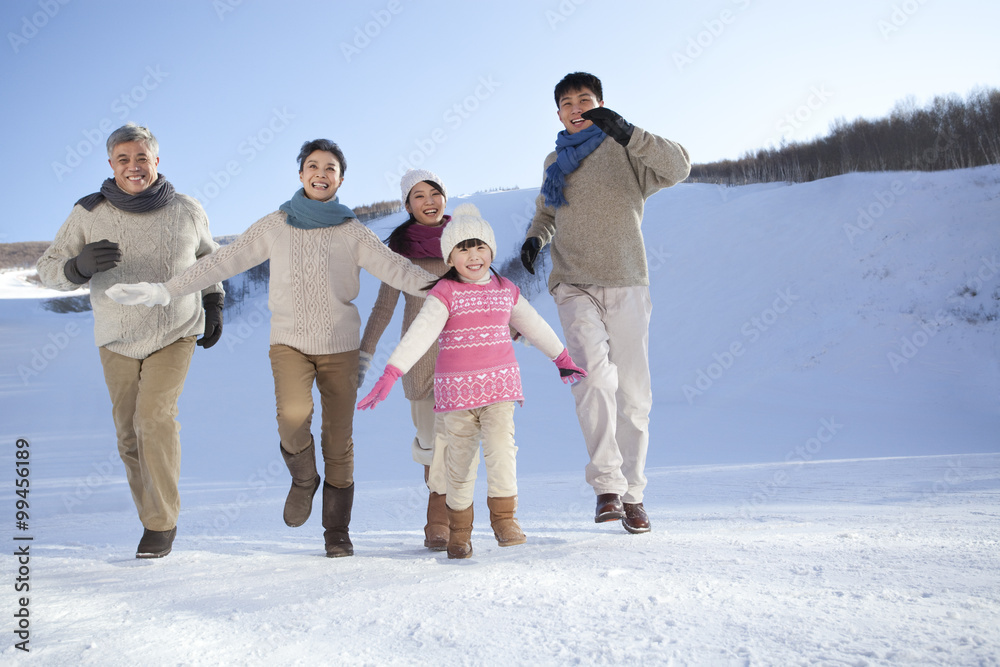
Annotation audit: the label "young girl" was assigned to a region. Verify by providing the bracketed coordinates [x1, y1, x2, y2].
[359, 169, 452, 551]
[107, 139, 438, 558]
[357, 204, 586, 559]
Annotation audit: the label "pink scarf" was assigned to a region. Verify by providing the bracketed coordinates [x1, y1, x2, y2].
[390, 215, 450, 259]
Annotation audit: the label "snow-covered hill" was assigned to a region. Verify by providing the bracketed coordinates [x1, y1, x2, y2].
[1, 167, 998, 665]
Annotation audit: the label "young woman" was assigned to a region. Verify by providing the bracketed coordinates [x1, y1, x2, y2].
[107, 139, 437, 558]
[359, 169, 452, 550]
[357, 204, 586, 559]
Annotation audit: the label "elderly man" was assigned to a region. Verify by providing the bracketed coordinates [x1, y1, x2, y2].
[37, 123, 223, 558]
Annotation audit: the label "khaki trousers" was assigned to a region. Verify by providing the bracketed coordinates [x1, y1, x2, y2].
[553, 284, 652, 503]
[99, 336, 195, 531]
[410, 394, 448, 495]
[441, 401, 517, 511]
[269, 345, 358, 488]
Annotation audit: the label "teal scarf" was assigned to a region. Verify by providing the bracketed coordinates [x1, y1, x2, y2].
[279, 188, 357, 229]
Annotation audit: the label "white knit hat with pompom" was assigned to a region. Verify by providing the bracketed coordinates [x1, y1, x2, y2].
[400, 168, 447, 205]
[439, 203, 496, 265]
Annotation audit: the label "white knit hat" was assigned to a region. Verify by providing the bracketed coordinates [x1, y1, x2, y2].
[440, 204, 497, 265]
[400, 168, 447, 205]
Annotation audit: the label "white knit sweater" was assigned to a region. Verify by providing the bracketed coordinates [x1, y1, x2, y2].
[163, 211, 438, 355]
[36, 195, 222, 359]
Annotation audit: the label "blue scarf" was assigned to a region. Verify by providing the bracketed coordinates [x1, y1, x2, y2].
[279, 188, 357, 229]
[541, 125, 605, 208]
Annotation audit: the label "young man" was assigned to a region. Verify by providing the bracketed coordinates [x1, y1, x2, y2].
[37, 123, 224, 558]
[520, 72, 691, 534]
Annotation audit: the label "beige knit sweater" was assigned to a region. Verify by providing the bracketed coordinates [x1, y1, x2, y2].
[36, 196, 222, 359]
[360, 255, 447, 400]
[527, 127, 691, 291]
[163, 211, 437, 356]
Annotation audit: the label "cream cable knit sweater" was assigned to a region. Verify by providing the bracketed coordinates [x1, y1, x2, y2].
[37, 196, 222, 359]
[163, 211, 437, 356]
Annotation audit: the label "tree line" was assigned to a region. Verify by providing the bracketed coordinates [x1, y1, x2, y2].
[688, 87, 1000, 186]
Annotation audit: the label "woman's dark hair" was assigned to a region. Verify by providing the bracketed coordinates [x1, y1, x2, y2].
[424, 237, 499, 290]
[385, 180, 445, 255]
[297, 139, 347, 175]
[554, 72, 603, 106]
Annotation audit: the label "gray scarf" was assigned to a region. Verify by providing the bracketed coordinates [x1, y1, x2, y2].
[76, 175, 176, 213]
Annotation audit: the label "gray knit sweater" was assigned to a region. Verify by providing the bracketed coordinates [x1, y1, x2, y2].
[527, 127, 691, 291]
[36, 195, 222, 359]
[163, 211, 437, 356]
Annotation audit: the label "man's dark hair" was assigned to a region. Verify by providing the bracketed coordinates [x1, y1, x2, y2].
[297, 139, 347, 175]
[554, 72, 603, 106]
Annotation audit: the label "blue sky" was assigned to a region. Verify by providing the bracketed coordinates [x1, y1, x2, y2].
[3, 0, 999, 243]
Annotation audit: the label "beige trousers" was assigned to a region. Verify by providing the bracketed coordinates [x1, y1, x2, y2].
[410, 394, 448, 495]
[553, 283, 652, 503]
[441, 401, 517, 511]
[99, 336, 195, 531]
[269, 345, 358, 488]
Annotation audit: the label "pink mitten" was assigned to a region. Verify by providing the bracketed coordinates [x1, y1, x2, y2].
[553, 349, 587, 385]
[356, 365, 404, 410]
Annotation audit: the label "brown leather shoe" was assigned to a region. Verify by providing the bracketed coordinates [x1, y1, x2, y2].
[622, 502, 651, 534]
[595, 493, 625, 523]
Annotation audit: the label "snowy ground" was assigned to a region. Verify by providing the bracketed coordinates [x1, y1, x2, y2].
[2, 167, 999, 665]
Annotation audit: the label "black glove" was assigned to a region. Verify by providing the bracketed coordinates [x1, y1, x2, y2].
[64, 239, 121, 284]
[581, 107, 634, 147]
[520, 237, 541, 275]
[197, 293, 224, 349]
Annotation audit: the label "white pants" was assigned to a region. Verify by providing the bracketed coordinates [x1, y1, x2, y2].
[553, 284, 652, 503]
[440, 402, 517, 511]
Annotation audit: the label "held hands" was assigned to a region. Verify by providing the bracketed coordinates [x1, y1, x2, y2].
[520, 237, 541, 275]
[105, 282, 172, 307]
[581, 108, 634, 147]
[356, 364, 404, 410]
[553, 348, 587, 385]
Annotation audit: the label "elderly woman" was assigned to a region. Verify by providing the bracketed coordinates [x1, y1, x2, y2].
[37, 123, 224, 559]
[108, 139, 437, 558]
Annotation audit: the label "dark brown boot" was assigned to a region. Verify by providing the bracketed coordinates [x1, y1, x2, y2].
[280, 441, 321, 528]
[446, 504, 474, 559]
[487, 495, 526, 547]
[424, 492, 449, 551]
[322, 482, 354, 557]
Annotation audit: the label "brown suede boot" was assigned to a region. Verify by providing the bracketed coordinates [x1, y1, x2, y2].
[280, 441, 321, 528]
[487, 495, 527, 547]
[424, 492, 449, 551]
[322, 482, 354, 557]
[446, 504, 474, 559]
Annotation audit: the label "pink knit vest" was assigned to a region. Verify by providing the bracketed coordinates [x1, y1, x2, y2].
[428, 275, 522, 412]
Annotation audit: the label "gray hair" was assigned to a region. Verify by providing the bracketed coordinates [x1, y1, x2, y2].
[106, 123, 159, 159]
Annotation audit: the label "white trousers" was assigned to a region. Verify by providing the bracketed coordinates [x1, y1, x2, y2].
[410, 394, 448, 495]
[553, 284, 652, 503]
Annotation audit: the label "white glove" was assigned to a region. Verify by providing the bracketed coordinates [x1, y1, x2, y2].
[358, 350, 373, 387]
[106, 282, 172, 307]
